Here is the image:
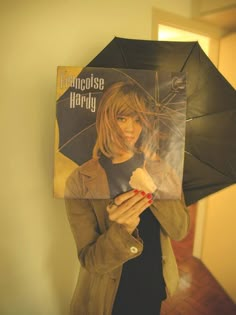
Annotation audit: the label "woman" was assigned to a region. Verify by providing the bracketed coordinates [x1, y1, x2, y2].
[65, 81, 189, 315]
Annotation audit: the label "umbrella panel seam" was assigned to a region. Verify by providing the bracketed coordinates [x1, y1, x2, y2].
[185, 150, 236, 181]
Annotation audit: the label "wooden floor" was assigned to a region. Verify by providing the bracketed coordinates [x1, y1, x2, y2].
[161, 205, 236, 315]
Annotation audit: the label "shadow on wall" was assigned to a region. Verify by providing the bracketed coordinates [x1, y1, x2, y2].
[46, 199, 79, 315]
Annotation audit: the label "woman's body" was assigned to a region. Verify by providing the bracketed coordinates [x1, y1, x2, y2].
[65, 193, 189, 315]
[65, 81, 189, 314]
[65, 154, 181, 200]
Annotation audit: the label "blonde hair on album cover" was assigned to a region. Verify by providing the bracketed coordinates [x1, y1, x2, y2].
[93, 81, 160, 159]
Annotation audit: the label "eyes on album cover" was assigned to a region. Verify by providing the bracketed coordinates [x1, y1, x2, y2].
[54, 67, 186, 200]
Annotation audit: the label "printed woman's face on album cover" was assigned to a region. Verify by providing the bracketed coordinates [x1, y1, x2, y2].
[93, 81, 152, 160]
[116, 115, 142, 149]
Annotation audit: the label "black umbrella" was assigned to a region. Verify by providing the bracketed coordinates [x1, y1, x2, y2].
[85, 37, 236, 206]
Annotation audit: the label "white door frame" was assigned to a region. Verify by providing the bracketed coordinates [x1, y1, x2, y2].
[152, 8, 224, 259]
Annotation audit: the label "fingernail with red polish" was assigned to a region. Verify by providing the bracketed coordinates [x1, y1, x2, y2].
[141, 191, 146, 196]
[148, 199, 153, 204]
[146, 193, 152, 199]
[133, 189, 139, 194]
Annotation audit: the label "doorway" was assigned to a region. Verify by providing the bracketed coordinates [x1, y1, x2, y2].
[155, 21, 214, 260]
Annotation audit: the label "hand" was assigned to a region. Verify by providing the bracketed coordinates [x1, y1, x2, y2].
[106, 190, 153, 234]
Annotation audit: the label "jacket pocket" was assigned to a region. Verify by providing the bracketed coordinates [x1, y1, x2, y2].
[88, 273, 119, 315]
[104, 276, 118, 315]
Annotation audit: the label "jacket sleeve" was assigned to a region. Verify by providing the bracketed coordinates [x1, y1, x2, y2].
[150, 194, 190, 241]
[64, 172, 143, 274]
[65, 198, 143, 274]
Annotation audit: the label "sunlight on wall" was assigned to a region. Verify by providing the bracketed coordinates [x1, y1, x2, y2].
[158, 24, 210, 54]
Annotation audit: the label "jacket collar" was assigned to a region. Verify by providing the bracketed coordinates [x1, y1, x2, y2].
[79, 159, 110, 199]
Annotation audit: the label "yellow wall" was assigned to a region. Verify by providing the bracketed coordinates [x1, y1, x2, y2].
[199, 0, 236, 13]
[0, 1, 192, 314]
[201, 33, 236, 302]
[219, 33, 236, 87]
[202, 186, 236, 302]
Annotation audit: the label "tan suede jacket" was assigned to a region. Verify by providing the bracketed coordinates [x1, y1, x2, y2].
[65, 159, 189, 315]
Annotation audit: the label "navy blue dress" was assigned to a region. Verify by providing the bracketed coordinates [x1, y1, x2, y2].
[99, 154, 166, 315]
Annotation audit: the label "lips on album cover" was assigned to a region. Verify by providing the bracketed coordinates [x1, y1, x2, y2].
[54, 67, 186, 199]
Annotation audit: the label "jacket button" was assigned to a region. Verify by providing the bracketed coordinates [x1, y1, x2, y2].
[130, 246, 138, 254]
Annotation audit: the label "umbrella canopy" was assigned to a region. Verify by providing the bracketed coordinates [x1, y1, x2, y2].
[86, 37, 236, 206]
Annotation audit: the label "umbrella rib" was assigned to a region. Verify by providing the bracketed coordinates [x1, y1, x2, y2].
[185, 150, 235, 181]
[58, 123, 96, 151]
[162, 93, 176, 104]
[162, 101, 187, 107]
[180, 42, 198, 72]
[112, 68, 161, 105]
[116, 38, 129, 67]
[188, 107, 236, 120]
[161, 119, 185, 137]
[112, 71, 187, 122]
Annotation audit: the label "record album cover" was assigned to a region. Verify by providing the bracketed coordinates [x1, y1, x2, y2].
[54, 67, 186, 199]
